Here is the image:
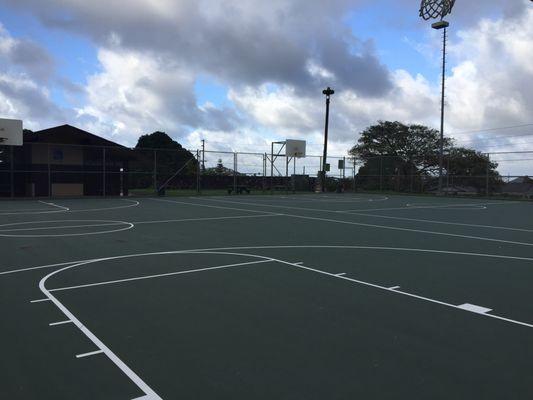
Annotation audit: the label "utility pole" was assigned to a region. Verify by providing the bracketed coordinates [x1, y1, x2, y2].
[201, 139, 205, 172]
[321, 87, 334, 192]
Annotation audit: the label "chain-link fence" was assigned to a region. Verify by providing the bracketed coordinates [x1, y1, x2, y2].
[353, 152, 533, 198]
[2, 142, 533, 198]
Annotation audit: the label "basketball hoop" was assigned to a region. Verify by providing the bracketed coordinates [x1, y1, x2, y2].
[419, 0, 456, 21]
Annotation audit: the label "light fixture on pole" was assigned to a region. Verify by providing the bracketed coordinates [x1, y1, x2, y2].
[321, 87, 334, 192]
[419, 0, 456, 193]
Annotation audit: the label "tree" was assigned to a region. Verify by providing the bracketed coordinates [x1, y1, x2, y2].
[350, 121, 453, 176]
[351, 121, 501, 192]
[131, 131, 197, 189]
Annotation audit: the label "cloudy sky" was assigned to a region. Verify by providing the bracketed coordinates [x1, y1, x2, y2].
[0, 0, 532, 172]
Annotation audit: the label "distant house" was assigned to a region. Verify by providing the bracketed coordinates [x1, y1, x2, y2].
[14, 125, 130, 197]
[501, 176, 533, 198]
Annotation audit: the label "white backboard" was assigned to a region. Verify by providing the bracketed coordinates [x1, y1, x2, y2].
[286, 139, 306, 158]
[0, 118, 23, 146]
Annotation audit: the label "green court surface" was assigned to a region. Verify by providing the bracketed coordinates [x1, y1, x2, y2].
[1, 193, 533, 399]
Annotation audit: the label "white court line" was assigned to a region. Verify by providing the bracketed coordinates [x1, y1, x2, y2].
[175, 198, 533, 247]
[388, 286, 401, 290]
[0, 222, 127, 233]
[343, 212, 533, 233]
[0, 220, 134, 238]
[132, 214, 280, 225]
[340, 201, 518, 213]
[76, 349, 104, 359]
[335, 272, 347, 276]
[149, 197, 281, 215]
[48, 259, 272, 292]
[38, 200, 70, 211]
[30, 298, 51, 303]
[49, 320, 72, 326]
[267, 255, 533, 329]
[293, 262, 304, 265]
[458, 303, 492, 314]
[7, 240, 533, 278]
[43, 247, 533, 331]
[3, 261, 85, 276]
[285, 213, 533, 247]
[40, 265, 162, 399]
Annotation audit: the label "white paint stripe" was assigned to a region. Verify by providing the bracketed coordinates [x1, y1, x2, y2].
[133, 214, 280, 225]
[458, 303, 492, 314]
[38, 200, 70, 211]
[3, 261, 85, 276]
[45, 248, 533, 331]
[388, 286, 401, 290]
[30, 298, 51, 303]
[199, 197, 516, 215]
[185, 198, 533, 247]
[335, 272, 347, 276]
[286, 213, 533, 247]
[149, 197, 279, 215]
[8, 243, 533, 277]
[40, 270, 162, 399]
[293, 262, 304, 265]
[341, 201, 518, 213]
[48, 259, 272, 292]
[76, 349, 104, 359]
[267, 257, 533, 329]
[345, 212, 533, 233]
[49, 320, 72, 326]
[0, 222, 127, 233]
[0, 220, 134, 238]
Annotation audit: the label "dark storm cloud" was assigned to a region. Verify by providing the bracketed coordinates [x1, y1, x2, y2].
[0, 0, 392, 97]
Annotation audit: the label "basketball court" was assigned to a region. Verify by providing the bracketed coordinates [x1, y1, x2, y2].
[1, 192, 533, 399]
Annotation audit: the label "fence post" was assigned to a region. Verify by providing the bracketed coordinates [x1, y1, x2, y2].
[196, 150, 201, 194]
[233, 152, 237, 194]
[47, 143, 51, 198]
[486, 153, 490, 197]
[153, 149, 157, 195]
[352, 157, 356, 193]
[10, 146, 14, 198]
[379, 156, 383, 191]
[102, 147, 106, 197]
[270, 144, 274, 194]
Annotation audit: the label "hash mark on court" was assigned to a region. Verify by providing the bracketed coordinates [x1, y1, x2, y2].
[335, 272, 346, 276]
[49, 320, 73, 326]
[30, 298, 50, 303]
[388, 286, 401, 290]
[457, 303, 492, 314]
[76, 349, 104, 359]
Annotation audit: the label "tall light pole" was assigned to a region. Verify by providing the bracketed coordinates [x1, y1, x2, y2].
[321, 87, 334, 192]
[419, 0, 456, 193]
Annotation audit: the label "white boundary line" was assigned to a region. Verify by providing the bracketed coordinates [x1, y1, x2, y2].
[0, 220, 134, 238]
[48, 259, 272, 292]
[6, 240, 533, 277]
[132, 214, 280, 225]
[40, 247, 533, 329]
[38, 200, 70, 211]
[167, 198, 533, 247]
[0, 199, 139, 216]
[0, 222, 127, 233]
[148, 197, 280, 215]
[39, 264, 162, 399]
[343, 212, 533, 233]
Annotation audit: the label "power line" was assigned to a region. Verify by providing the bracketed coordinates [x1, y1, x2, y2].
[447, 123, 533, 136]
[452, 131, 533, 144]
